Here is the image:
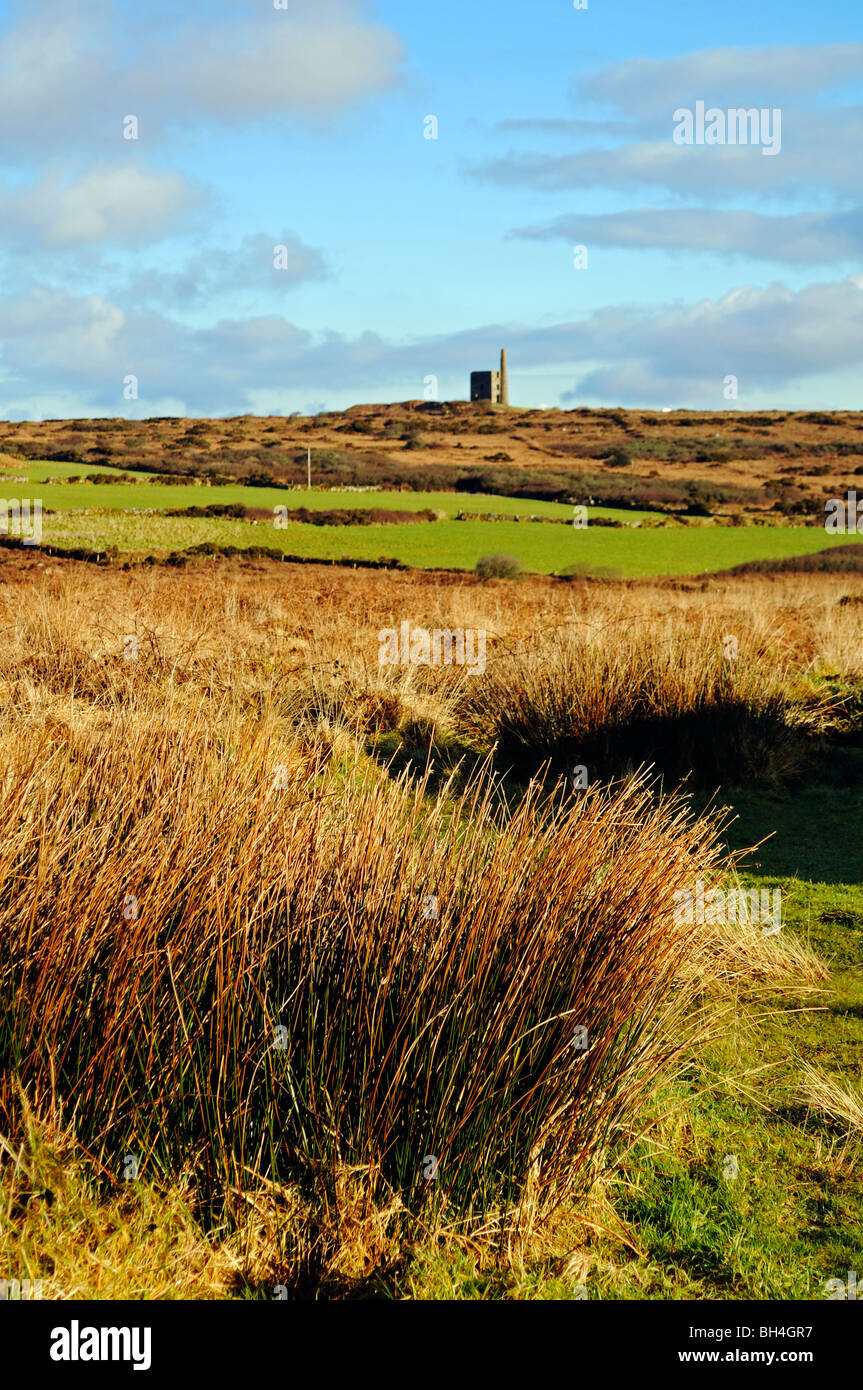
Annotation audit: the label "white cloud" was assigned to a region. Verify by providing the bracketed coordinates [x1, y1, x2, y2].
[0, 0, 114, 156]
[3, 274, 863, 414]
[0, 0, 408, 158]
[474, 43, 863, 207]
[140, 0, 407, 125]
[0, 286, 126, 374]
[121, 234, 330, 306]
[557, 276, 863, 402]
[0, 165, 207, 247]
[579, 44, 863, 117]
[474, 105, 863, 198]
[513, 207, 863, 265]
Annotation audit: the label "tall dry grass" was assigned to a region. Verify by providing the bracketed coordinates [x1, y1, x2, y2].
[455, 614, 812, 785]
[0, 704, 731, 1232]
[0, 560, 846, 1275]
[1, 563, 860, 748]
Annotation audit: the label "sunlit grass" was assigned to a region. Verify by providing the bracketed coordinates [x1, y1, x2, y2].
[33, 508, 863, 576]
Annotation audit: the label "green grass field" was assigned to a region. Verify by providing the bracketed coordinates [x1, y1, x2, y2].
[3, 462, 655, 521]
[4, 460, 860, 576]
[38, 509, 863, 577]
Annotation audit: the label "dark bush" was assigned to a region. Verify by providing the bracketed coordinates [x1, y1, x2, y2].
[475, 554, 522, 580]
[164, 503, 249, 519]
[81, 472, 139, 485]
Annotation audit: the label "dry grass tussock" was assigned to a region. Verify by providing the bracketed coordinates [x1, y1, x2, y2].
[1, 708, 730, 1215]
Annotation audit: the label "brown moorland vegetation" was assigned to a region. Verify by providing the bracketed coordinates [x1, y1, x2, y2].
[4, 404, 863, 517]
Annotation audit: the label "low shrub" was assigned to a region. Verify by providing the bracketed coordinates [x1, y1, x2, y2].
[475, 554, 522, 580]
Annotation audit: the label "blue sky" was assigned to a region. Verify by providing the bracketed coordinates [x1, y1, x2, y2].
[0, 0, 862, 417]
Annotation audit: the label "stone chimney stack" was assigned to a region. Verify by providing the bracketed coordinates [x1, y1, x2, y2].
[500, 348, 509, 406]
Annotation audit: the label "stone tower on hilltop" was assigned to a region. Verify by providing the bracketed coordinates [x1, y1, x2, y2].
[470, 349, 509, 405]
